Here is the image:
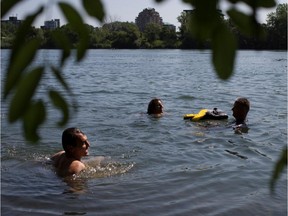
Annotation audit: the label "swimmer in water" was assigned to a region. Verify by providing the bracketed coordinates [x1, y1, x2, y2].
[51, 128, 91, 177]
[147, 98, 164, 117]
[232, 97, 250, 133]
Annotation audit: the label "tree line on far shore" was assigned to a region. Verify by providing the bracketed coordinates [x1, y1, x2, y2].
[1, 3, 287, 50]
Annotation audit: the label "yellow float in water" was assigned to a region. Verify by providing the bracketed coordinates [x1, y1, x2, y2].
[183, 108, 228, 121]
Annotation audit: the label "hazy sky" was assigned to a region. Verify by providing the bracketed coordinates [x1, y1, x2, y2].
[3, 0, 286, 29]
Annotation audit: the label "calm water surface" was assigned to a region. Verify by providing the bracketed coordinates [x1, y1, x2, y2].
[1, 49, 287, 215]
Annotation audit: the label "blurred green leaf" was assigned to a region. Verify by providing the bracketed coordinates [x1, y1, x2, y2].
[4, 39, 41, 99]
[59, 2, 89, 61]
[190, 12, 213, 40]
[228, 8, 266, 39]
[49, 90, 69, 126]
[259, 0, 276, 8]
[226, 0, 238, 3]
[226, 0, 276, 8]
[8, 67, 44, 123]
[51, 67, 78, 114]
[189, 0, 222, 41]
[59, 2, 83, 26]
[270, 147, 287, 192]
[243, 0, 276, 8]
[51, 66, 71, 93]
[211, 24, 237, 80]
[227, 9, 255, 36]
[77, 34, 89, 61]
[225, 1, 266, 39]
[1, 0, 23, 18]
[82, 0, 105, 22]
[4, 7, 43, 99]
[10, 7, 43, 62]
[23, 100, 46, 143]
[51, 30, 72, 66]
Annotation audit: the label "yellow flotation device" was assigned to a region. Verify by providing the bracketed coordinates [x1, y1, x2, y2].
[184, 109, 208, 121]
[183, 108, 228, 121]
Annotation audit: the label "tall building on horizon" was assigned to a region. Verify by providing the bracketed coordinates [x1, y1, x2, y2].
[41, 19, 60, 30]
[1, 16, 22, 26]
[135, 8, 163, 32]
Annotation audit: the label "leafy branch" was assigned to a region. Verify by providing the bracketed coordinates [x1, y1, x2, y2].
[1, 0, 105, 142]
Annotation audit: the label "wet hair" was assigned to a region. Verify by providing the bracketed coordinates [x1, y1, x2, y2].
[234, 97, 250, 112]
[147, 98, 163, 115]
[62, 127, 85, 152]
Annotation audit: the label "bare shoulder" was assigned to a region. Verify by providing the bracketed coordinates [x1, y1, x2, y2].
[69, 160, 86, 174]
[51, 151, 65, 160]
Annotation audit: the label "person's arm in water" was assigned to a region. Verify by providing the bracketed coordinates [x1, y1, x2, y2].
[51, 128, 92, 177]
[233, 123, 249, 134]
[68, 160, 86, 174]
[51, 151, 86, 176]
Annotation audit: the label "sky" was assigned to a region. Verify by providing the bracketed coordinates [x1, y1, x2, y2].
[3, 0, 286, 29]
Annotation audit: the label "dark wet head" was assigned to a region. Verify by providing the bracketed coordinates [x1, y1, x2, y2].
[232, 97, 250, 122]
[62, 127, 86, 152]
[147, 98, 164, 115]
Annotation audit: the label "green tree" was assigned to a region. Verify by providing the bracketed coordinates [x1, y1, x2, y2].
[1, 22, 18, 37]
[143, 23, 163, 48]
[177, 11, 200, 48]
[160, 26, 178, 48]
[103, 22, 141, 48]
[1, 21, 44, 48]
[1, 22, 19, 47]
[92, 27, 111, 48]
[84, 24, 99, 48]
[60, 24, 80, 47]
[41, 29, 56, 48]
[225, 18, 268, 50]
[266, 3, 287, 49]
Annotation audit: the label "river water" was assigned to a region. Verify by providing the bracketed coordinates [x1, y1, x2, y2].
[1, 49, 287, 215]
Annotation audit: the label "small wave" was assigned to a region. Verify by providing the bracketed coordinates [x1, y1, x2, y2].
[193, 163, 221, 171]
[274, 59, 287, 61]
[62, 161, 135, 194]
[178, 95, 195, 100]
[250, 148, 272, 160]
[81, 161, 135, 179]
[225, 149, 248, 160]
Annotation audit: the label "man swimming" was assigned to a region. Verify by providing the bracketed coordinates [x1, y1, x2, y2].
[232, 97, 250, 133]
[51, 128, 90, 177]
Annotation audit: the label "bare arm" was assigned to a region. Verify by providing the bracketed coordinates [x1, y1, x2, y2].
[69, 160, 86, 175]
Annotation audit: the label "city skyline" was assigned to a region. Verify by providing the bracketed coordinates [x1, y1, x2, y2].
[2, 0, 285, 29]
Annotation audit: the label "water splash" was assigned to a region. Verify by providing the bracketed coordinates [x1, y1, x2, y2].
[80, 160, 135, 179]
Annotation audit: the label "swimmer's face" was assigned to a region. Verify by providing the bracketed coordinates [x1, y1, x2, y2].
[73, 134, 90, 157]
[147, 99, 164, 115]
[155, 100, 163, 113]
